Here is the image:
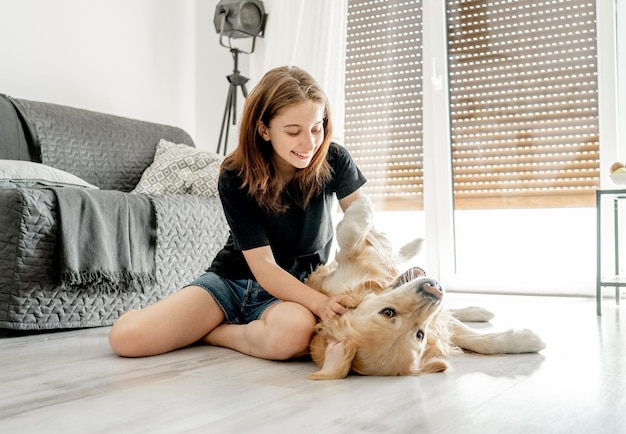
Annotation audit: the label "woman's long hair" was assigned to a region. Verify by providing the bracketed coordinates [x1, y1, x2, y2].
[221, 66, 333, 214]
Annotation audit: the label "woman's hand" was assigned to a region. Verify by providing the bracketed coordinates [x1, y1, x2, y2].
[313, 293, 347, 321]
[242, 246, 349, 321]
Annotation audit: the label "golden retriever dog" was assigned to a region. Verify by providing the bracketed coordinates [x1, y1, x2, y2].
[305, 197, 546, 380]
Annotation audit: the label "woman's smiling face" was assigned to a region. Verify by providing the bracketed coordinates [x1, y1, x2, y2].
[258, 100, 325, 180]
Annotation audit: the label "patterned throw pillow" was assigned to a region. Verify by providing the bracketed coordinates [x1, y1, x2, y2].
[132, 139, 223, 197]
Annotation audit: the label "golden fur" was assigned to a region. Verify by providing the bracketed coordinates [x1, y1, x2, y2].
[305, 197, 545, 380]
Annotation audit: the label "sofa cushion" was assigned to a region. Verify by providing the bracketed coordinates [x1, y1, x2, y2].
[132, 139, 222, 197]
[0, 160, 98, 189]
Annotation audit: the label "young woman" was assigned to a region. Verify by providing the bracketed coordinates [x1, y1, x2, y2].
[109, 66, 366, 360]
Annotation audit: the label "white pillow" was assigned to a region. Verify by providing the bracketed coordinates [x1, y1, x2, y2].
[132, 139, 223, 197]
[0, 160, 99, 189]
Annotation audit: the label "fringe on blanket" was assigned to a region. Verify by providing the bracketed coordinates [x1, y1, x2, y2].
[58, 270, 156, 293]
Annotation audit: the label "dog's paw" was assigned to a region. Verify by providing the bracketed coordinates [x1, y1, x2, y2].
[336, 197, 375, 251]
[449, 306, 495, 322]
[505, 329, 546, 353]
[398, 238, 424, 260]
[483, 328, 546, 354]
[343, 196, 374, 223]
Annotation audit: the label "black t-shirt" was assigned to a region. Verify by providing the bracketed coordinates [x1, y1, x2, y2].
[208, 143, 367, 281]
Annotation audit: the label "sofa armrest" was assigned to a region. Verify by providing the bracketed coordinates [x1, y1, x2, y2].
[0, 188, 230, 330]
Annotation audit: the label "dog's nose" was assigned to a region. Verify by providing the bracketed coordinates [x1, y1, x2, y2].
[414, 277, 444, 300]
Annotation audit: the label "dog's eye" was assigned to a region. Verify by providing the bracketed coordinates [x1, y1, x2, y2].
[379, 308, 396, 318]
[416, 330, 425, 341]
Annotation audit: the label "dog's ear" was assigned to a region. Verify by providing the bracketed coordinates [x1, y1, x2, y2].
[419, 357, 449, 374]
[307, 339, 358, 380]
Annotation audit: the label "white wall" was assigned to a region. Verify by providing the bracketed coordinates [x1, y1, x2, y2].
[0, 1, 340, 155]
[0, 0, 237, 152]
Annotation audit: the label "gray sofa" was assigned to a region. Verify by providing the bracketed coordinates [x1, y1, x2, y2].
[0, 94, 229, 331]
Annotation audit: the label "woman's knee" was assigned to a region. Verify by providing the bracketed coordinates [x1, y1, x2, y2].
[268, 311, 317, 359]
[108, 310, 147, 357]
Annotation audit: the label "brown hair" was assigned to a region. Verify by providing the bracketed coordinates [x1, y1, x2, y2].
[221, 66, 333, 214]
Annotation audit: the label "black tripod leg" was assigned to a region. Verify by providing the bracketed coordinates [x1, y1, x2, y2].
[218, 84, 235, 155]
[231, 82, 239, 127]
[224, 93, 232, 152]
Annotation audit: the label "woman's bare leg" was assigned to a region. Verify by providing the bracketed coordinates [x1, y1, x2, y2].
[109, 285, 225, 357]
[202, 301, 316, 360]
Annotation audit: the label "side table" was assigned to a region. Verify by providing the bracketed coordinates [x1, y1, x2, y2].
[596, 189, 626, 315]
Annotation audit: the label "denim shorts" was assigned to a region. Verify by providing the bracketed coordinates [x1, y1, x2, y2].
[185, 272, 281, 324]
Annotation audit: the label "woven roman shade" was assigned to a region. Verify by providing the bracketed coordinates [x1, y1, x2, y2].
[344, 0, 600, 210]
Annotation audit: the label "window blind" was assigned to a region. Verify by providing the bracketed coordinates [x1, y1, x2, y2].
[344, 0, 424, 211]
[344, 0, 600, 211]
[447, 0, 600, 209]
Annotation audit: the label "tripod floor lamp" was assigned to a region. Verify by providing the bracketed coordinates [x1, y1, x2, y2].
[213, 0, 268, 155]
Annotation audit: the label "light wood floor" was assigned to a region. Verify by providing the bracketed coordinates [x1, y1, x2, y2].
[1, 293, 624, 434]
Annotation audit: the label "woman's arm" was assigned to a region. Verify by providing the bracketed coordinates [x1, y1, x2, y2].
[338, 189, 363, 212]
[242, 188, 364, 320]
[243, 246, 346, 320]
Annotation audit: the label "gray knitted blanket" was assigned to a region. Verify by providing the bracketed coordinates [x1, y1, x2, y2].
[52, 188, 156, 292]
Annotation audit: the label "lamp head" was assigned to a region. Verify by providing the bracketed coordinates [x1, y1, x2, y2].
[214, 0, 267, 39]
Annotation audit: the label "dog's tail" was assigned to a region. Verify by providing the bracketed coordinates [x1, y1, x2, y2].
[398, 237, 424, 261]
